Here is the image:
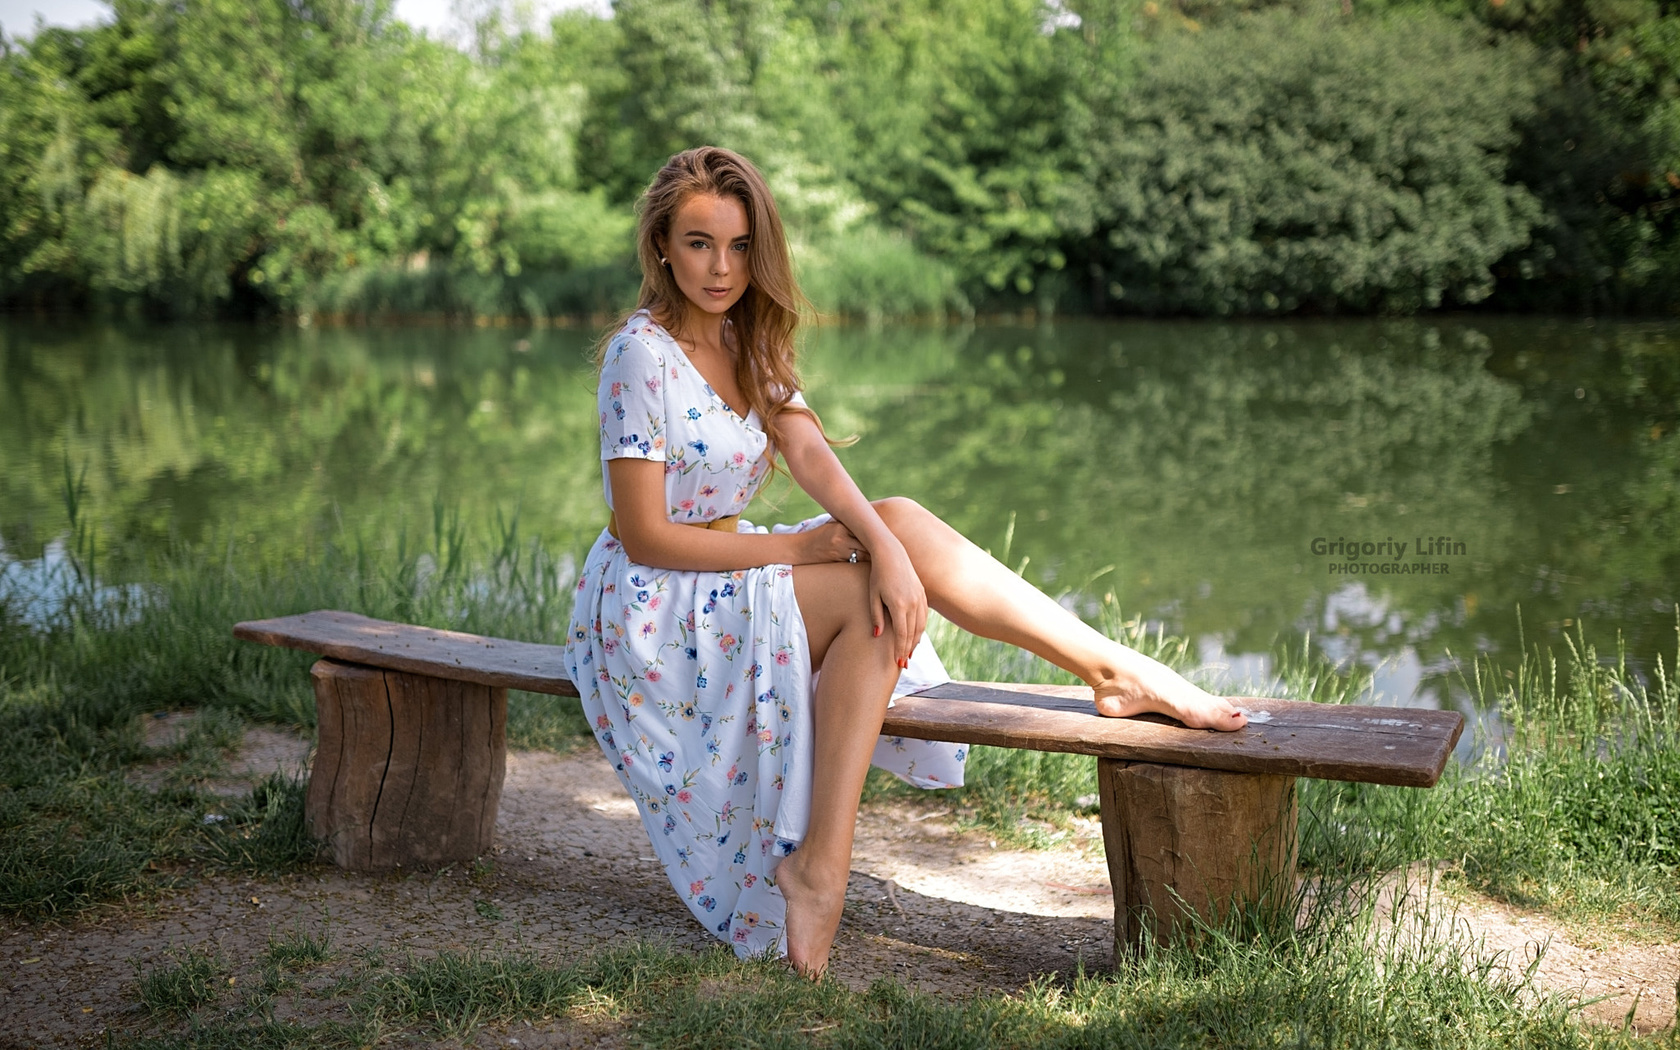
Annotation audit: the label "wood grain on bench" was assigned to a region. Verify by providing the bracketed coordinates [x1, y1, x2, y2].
[235, 610, 580, 696]
[882, 682, 1461, 788]
[234, 611, 1462, 788]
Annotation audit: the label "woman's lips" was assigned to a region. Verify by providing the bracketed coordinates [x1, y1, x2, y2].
[704, 287, 731, 299]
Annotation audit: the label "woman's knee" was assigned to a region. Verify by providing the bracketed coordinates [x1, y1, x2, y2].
[796, 565, 894, 671]
[793, 563, 877, 645]
[872, 496, 931, 532]
[873, 496, 959, 552]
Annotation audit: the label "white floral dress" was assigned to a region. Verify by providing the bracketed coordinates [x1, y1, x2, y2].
[562, 311, 967, 958]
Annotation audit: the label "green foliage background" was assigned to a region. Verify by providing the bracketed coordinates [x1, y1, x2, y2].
[2, 0, 1677, 318]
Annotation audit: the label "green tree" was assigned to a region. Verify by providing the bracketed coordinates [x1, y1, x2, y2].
[3, 0, 1676, 318]
[1086, 11, 1548, 314]
[1443, 0, 1680, 310]
[790, 0, 1096, 306]
[0, 0, 638, 318]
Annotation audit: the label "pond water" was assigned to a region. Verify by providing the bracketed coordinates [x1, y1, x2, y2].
[2, 316, 1677, 711]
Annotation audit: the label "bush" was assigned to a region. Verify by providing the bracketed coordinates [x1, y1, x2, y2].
[798, 227, 965, 321]
[1092, 11, 1549, 314]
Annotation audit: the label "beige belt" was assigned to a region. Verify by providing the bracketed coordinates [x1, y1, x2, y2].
[607, 512, 740, 540]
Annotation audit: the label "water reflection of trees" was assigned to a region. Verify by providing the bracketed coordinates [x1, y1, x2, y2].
[2, 318, 1676, 698]
[809, 319, 1680, 689]
[0, 322, 605, 567]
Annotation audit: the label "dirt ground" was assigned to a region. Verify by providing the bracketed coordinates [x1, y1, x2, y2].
[0, 718, 1673, 1046]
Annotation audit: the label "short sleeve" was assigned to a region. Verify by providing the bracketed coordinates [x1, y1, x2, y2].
[770, 387, 810, 432]
[770, 384, 807, 415]
[598, 333, 668, 462]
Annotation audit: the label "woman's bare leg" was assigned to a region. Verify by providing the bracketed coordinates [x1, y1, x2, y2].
[779, 561, 899, 977]
[872, 498, 1246, 731]
[774, 505, 1239, 978]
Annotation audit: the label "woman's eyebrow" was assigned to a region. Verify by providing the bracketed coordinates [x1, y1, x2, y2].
[679, 229, 750, 241]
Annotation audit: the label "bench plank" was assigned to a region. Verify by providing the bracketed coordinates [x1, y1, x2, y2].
[235, 611, 581, 697]
[880, 681, 1462, 787]
[234, 611, 1463, 787]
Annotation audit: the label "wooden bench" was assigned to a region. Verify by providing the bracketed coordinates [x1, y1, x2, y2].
[234, 609, 1464, 954]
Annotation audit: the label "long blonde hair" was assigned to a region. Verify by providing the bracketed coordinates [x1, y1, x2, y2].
[602, 146, 840, 451]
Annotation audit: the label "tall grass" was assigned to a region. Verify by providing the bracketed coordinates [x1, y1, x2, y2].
[0, 498, 591, 734]
[5, 515, 1676, 936]
[798, 227, 968, 322]
[1301, 628, 1680, 931]
[271, 229, 964, 325]
[898, 598, 1679, 934]
[306, 261, 639, 325]
[0, 508, 592, 918]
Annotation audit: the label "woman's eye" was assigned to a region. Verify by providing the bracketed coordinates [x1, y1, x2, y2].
[731, 242, 750, 252]
[688, 240, 708, 250]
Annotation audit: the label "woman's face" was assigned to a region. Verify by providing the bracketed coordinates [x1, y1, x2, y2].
[662, 193, 752, 322]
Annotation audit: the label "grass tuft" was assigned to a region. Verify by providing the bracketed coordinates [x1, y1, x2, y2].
[134, 945, 225, 1015]
[264, 923, 334, 970]
[153, 708, 246, 786]
[198, 771, 317, 874]
[163, 707, 247, 757]
[372, 949, 588, 1036]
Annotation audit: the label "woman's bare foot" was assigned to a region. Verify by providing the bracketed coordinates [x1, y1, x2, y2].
[773, 853, 847, 978]
[1092, 672, 1247, 731]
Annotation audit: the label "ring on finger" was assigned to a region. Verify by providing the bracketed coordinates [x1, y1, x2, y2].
[847, 549, 859, 564]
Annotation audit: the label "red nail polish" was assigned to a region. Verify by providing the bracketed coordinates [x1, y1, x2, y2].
[898, 657, 908, 669]
[873, 625, 882, 638]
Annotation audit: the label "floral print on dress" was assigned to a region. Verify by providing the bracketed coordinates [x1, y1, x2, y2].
[563, 311, 966, 960]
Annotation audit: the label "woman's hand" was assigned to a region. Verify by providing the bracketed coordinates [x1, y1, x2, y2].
[796, 521, 868, 566]
[868, 539, 927, 667]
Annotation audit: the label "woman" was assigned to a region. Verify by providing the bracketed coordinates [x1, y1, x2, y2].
[562, 146, 1245, 978]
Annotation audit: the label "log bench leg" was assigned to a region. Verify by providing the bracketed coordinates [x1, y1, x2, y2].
[1098, 758, 1297, 954]
[307, 658, 508, 870]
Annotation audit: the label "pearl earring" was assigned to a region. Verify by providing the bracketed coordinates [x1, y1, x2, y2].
[660, 256, 669, 265]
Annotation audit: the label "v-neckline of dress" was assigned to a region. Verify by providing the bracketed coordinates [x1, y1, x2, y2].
[650, 315, 758, 429]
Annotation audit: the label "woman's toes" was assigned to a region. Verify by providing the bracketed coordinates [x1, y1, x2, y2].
[1182, 696, 1247, 731]
[1093, 679, 1247, 732]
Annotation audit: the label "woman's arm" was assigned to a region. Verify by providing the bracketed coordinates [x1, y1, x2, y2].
[607, 457, 859, 571]
[778, 410, 928, 664]
[599, 332, 856, 575]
